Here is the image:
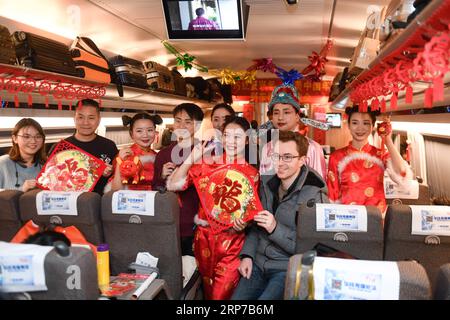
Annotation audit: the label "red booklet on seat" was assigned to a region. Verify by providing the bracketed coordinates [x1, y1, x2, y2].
[101, 273, 149, 298]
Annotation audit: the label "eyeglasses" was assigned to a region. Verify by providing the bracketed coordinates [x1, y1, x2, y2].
[270, 153, 301, 162]
[16, 134, 44, 141]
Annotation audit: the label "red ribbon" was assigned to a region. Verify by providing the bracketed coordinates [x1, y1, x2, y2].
[405, 86, 413, 104]
[424, 87, 433, 108]
[39, 82, 52, 108]
[247, 58, 277, 73]
[301, 39, 333, 81]
[53, 84, 65, 110]
[390, 92, 398, 110]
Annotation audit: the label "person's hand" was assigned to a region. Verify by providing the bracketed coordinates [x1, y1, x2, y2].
[238, 257, 253, 279]
[377, 117, 392, 140]
[188, 140, 215, 164]
[118, 147, 133, 160]
[233, 218, 248, 232]
[22, 179, 37, 192]
[162, 162, 176, 179]
[103, 164, 113, 177]
[254, 210, 277, 233]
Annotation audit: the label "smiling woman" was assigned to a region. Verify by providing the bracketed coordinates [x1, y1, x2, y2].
[107, 112, 163, 192]
[326, 105, 410, 214]
[0, 118, 47, 192]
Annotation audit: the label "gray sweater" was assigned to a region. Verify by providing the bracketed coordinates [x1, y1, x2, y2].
[240, 165, 328, 271]
[0, 155, 42, 191]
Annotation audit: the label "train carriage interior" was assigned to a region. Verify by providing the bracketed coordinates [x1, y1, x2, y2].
[0, 0, 449, 302]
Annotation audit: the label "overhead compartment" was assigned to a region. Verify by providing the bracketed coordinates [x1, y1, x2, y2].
[331, 0, 450, 112]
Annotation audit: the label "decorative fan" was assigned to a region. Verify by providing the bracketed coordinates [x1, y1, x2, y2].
[192, 164, 262, 233]
[36, 140, 106, 192]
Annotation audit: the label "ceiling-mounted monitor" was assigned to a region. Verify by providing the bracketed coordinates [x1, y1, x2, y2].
[162, 0, 247, 40]
[325, 113, 342, 128]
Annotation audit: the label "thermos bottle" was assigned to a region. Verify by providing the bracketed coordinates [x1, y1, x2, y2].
[97, 243, 110, 290]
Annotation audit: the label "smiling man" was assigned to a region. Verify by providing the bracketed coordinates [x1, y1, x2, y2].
[152, 102, 204, 256]
[63, 99, 118, 195]
[259, 83, 326, 179]
[232, 131, 328, 300]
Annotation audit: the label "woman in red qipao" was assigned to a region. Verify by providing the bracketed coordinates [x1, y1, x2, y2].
[327, 106, 411, 214]
[167, 116, 259, 300]
[108, 113, 163, 191]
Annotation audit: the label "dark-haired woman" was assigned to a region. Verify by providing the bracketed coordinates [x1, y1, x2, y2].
[207, 103, 236, 159]
[167, 116, 259, 300]
[211, 103, 235, 131]
[0, 118, 47, 192]
[326, 106, 409, 214]
[109, 113, 162, 191]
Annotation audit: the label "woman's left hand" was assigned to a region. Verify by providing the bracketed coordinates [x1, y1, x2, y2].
[22, 179, 37, 192]
[232, 218, 248, 232]
[254, 210, 277, 233]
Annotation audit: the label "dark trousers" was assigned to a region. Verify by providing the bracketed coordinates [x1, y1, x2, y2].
[231, 263, 286, 300]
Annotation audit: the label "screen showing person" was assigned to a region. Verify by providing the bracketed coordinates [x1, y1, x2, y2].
[166, 0, 241, 31]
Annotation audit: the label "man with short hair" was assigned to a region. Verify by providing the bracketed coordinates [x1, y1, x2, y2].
[188, 7, 219, 30]
[64, 99, 118, 195]
[232, 131, 328, 300]
[259, 83, 327, 179]
[152, 103, 204, 256]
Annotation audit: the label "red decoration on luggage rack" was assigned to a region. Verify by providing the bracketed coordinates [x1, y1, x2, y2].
[0, 63, 107, 109]
[348, 1, 450, 112]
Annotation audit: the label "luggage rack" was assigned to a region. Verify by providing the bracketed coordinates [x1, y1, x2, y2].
[0, 63, 214, 112]
[331, 0, 450, 112]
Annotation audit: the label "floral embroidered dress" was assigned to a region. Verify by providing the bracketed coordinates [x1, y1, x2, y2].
[171, 156, 259, 300]
[327, 142, 390, 213]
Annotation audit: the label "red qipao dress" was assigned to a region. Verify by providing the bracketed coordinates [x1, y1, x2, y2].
[127, 144, 156, 190]
[327, 142, 390, 213]
[169, 157, 259, 300]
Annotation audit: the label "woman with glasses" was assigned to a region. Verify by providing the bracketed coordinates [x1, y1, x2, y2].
[0, 118, 47, 192]
[167, 115, 259, 300]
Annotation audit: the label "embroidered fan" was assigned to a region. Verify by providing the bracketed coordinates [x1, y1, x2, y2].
[36, 140, 106, 192]
[192, 164, 262, 233]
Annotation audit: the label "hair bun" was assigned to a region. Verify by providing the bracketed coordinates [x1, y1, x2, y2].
[122, 115, 132, 127]
[345, 105, 358, 115]
[149, 114, 163, 125]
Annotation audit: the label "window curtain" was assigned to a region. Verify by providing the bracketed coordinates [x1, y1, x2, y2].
[408, 132, 427, 185]
[424, 135, 450, 199]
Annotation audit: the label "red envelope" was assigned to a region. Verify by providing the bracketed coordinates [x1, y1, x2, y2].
[192, 164, 262, 233]
[36, 140, 106, 192]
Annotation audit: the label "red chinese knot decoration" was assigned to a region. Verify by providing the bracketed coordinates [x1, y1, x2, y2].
[0, 63, 106, 109]
[350, 17, 450, 111]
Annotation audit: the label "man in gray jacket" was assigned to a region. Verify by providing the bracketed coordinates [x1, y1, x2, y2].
[232, 131, 328, 300]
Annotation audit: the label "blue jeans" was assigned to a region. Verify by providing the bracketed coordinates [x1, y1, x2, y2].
[231, 264, 286, 300]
